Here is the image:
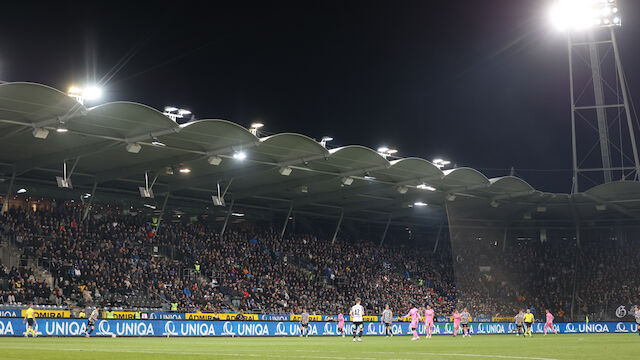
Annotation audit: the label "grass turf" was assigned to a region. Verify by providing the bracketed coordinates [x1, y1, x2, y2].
[0, 334, 639, 360]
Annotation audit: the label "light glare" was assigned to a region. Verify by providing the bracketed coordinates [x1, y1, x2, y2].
[233, 151, 247, 160]
[549, 0, 621, 31]
[83, 86, 102, 100]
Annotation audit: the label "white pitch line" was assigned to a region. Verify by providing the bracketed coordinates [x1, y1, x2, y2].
[361, 351, 559, 360]
[0, 345, 377, 360]
[298, 349, 559, 360]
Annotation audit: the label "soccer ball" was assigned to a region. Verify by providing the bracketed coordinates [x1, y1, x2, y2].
[111, 334, 116, 338]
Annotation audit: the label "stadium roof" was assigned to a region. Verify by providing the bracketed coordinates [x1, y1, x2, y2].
[1, 82, 639, 229]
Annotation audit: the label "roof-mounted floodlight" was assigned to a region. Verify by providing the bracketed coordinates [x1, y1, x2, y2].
[378, 147, 398, 158]
[417, 184, 436, 191]
[67, 85, 102, 105]
[163, 106, 192, 122]
[432, 158, 451, 169]
[320, 136, 333, 148]
[414, 201, 428, 207]
[233, 151, 247, 160]
[151, 137, 166, 147]
[249, 122, 264, 136]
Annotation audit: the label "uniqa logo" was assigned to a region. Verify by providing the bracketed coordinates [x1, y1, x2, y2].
[615, 306, 627, 318]
[0, 321, 14, 335]
[615, 322, 629, 333]
[221, 321, 235, 336]
[97, 320, 111, 335]
[323, 323, 334, 335]
[163, 321, 178, 336]
[565, 323, 576, 333]
[275, 322, 287, 336]
[367, 323, 377, 335]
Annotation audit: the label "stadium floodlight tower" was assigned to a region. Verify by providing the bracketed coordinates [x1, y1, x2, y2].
[550, 0, 640, 193]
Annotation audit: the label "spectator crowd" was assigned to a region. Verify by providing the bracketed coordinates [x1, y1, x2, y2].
[1, 201, 638, 321]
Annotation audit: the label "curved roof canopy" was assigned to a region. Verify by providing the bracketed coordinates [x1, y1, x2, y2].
[0, 82, 639, 228]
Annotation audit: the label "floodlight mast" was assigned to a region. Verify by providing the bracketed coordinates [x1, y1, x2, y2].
[551, 0, 640, 193]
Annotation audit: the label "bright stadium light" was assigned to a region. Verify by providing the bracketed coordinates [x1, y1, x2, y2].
[16, 188, 27, 194]
[432, 158, 451, 169]
[249, 122, 264, 136]
[377, 146, 398, 158]
[83, 86, 103, 100]
[414, 201, 428, 207]
[151, 137, 166, 147]
[233, 151, 247, 160]
[417, 183, 436, 191]
[179, 167, 191, 174]
[549, 0, 622, 31]
[68, 85, 103, 105]
[163, 106, 192, 122]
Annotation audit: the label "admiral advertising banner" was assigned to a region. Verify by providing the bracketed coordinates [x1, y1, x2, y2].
[20, 309, 70, 318]
[0, 318, 636, 337]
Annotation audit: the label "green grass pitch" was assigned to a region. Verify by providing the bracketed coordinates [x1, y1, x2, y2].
[1, 334, 638, 359]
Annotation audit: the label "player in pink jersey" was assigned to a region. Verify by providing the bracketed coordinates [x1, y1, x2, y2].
[424, 305, 435, 339]
[452, 310, 461, 337]
[543, 309, 557, 335]
[403, 306, 423, 340]
[337, 313, 345, 337]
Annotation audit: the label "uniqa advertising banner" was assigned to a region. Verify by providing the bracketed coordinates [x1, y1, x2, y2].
[0, 318, 636, 337]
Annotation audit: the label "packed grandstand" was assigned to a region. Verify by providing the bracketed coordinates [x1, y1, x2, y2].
[1, 199, 638, 322]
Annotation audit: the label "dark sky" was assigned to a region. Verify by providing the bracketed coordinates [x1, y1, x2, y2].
[2, 1, 640, 193]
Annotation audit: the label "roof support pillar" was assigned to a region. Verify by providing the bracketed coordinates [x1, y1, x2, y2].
[502, 226, 508, 252]
[155, 192, 171, 233]
[331, 209, 344, 245]
[378, 214, 392, 247]
[570, 222, 580, 321]
[280, 203, 293, 240]
[1, 172, 16, 215]
[432, 222, 444, 254]
[82, 180, 98, 221]
[220, 199, 235, 237]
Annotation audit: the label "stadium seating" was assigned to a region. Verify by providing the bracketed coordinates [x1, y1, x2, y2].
[1, 201, 638, 321]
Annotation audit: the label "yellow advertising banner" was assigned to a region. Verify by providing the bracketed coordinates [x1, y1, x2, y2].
[21, 309, 70, 318]
[290, 314, 323, 322]
[492, 316, 514, 322]
[362, 315, 378, 322]
[113, 311, 137, 319]
[185, 313, 258, 321]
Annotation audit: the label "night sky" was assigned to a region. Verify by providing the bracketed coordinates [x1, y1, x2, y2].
[2, 1, 640, 193]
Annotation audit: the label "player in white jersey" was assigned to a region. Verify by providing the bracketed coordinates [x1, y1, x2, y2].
[350, 297, 364, 342]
